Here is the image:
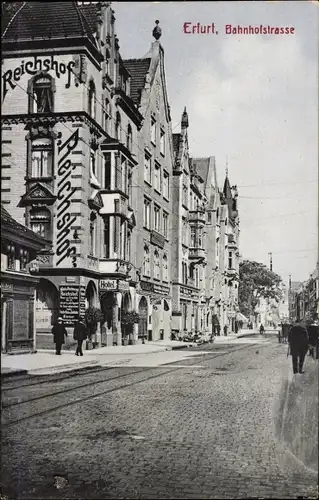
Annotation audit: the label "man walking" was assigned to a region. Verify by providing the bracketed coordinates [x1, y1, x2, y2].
[288, 319, 309, 374]
[52, 317, 68, 355]
[73, 316, 88, 356]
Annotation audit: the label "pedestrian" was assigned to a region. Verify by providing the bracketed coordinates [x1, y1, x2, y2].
[288, 319, 309, 374]
[223, 324, 228, 336]
[52, 317, 68, 355]
[259, 324, 265, 335]
[307, 320, 319, 360]
[73, 316, 88, 356]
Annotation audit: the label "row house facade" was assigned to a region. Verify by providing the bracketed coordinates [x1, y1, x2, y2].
[289, 265, 319, 322]
[171, 110, 240, 339]
[1, 3, 241, 345]
[1, 2, 144, 347]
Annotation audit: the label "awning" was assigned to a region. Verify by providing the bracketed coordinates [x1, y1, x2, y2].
[236, 312, 248, 322]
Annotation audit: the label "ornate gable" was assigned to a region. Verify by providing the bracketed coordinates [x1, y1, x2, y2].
[18, 183, 56, 207]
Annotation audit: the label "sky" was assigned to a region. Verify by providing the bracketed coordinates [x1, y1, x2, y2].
[113, 1, 318, 284]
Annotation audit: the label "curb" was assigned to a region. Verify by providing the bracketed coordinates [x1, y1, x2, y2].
[1, 368, 28, 379]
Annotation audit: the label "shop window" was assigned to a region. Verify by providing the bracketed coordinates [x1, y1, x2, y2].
[29, 73, 54, 113]
[31, 138, 53, 178]
[30, 208, 52, 240]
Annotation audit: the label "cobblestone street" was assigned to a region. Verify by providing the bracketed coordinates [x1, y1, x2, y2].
[2, 338, 317, 499]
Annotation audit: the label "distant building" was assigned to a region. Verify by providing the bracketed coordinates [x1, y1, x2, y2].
[1, 206, 49, 353]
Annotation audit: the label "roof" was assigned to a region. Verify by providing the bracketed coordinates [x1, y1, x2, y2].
[2, 1, 96, 46]
[223, 175, 232, 199]
[1, 205, 49, 249]
[123, 58, 151, 105]
[192, 158, 210, 186]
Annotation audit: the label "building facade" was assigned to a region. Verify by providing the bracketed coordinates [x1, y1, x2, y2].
[1, 206, 48, 353]
[289, 265, 319, 322]
[1, 2, 143, 347]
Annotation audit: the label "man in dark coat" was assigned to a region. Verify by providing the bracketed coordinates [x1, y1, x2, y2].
[52, 317, 68, 355]
[73, 316, 87, 356]
[259, 324, 265, 335]
[288, 319, 309, 374]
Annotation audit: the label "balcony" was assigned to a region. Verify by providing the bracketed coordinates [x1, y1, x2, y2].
[188, 209, 206, 224]
[99, 193, 128, 221]
[189, 248, 206, 261]
[99, 259, 132, 277]
[226, 268, 238, 278]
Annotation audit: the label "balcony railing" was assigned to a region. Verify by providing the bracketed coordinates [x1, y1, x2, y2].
[189, 248, 206, 260]
[100, 192, 128, 220]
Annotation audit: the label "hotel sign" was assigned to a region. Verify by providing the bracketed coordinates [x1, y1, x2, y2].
[99, 279, 130, 292]
[140, 281, 170, 295]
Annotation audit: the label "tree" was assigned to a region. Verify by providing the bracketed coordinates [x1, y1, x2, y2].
[84, 306, 104, 340]
[238, 260, 282, 318]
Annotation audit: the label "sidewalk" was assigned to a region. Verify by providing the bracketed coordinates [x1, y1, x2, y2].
[1, 333, 267, 378]
[1, 340, 193, 377]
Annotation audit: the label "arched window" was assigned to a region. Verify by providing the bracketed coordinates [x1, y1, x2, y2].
[154, 250, 160, 280]
[163, 254, 168, 282]
[143, 245, 150, 276]
[88, 80, 96, 119]
[126, 124, 132, 150]
[31, 138, 53, 177]
[115, 112, 121, 141]
[29, 73, 54, 113]
[30, 207, 51, 240]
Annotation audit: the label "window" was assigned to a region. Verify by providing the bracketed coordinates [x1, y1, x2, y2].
[144, 152, 151, 184]
[143, 245, 150, 276]
[182, 219, 188, 246]
[89, 212, 97, 256]
[228, 251, 233, 269]
[103, 217, 110, 258]
[163, 171, 169, 199]
[19, 248, 29, 271]
[207, 212, 212, 223]
[126, 124, 132, 151]
[143, 198, 151, 229]
[30, 208, 51, 240]
[30, 74, 54, 113]
[151, 115, 156, 144]
[115, 112, 121, 141]
[154, 162, 161, 192]
[154, 205, 160, 232]
[163, 212, 168, 238]
[104, 153, 111, 190]
[163, 254, 168, 282]
[127, 230, 131, 262]
[6, 243, 15, 270]
[128, 169, 132, 207]
[90, 150, 96, 176]
[182, 184, 188, 207]
[88, 80, 96, 119]
[104, 98, 111, 133]
[190, 227, 196, 247]
[31, 138, 52, 177]
[182, 262, 187, 284]
[160, 127, 165, 155]
[154, 250, 160, 279]
[198, 228, 202, 248]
